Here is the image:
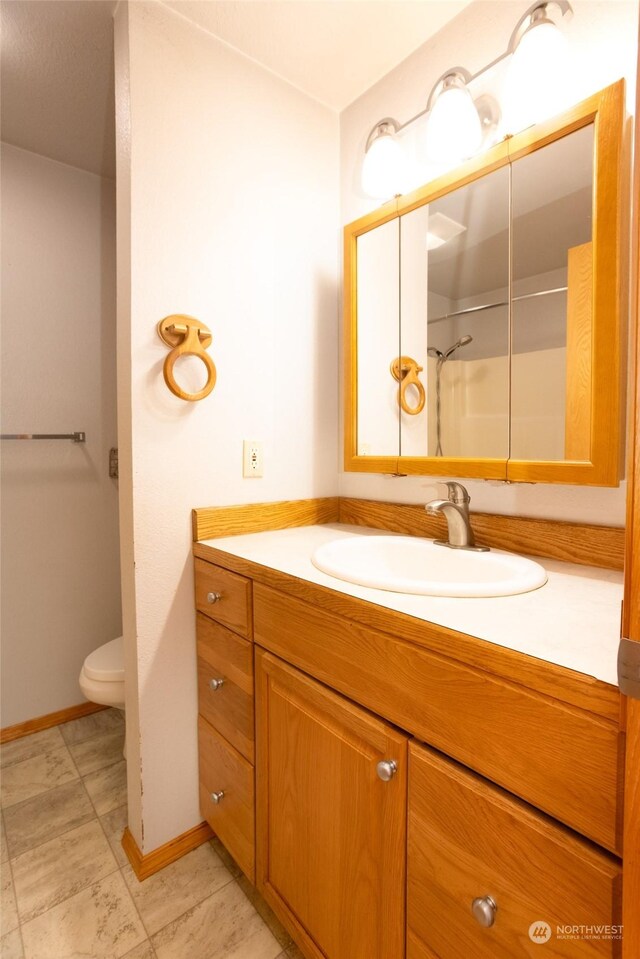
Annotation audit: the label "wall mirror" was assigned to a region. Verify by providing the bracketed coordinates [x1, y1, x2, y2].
[344, 80, 625, 486]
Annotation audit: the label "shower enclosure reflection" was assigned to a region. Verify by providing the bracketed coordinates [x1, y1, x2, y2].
[400, 164, 510, 459]
[427, 336, 473, 456]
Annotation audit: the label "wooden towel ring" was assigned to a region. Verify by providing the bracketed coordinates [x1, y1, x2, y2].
[390, 356, 426, 415]
[157, 315, 216, 402]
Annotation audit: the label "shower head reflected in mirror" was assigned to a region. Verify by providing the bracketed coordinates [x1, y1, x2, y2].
[427, 335, 473, 362]
[427, 334, 473, 457]
[445, 334, 473, 358]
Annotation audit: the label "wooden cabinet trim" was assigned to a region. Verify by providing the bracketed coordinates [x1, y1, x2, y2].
[253, 583, 621, 852]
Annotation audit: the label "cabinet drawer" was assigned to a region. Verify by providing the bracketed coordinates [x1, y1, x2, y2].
[198, 715, 255, 882]
[253, 583, 621, 852]
[197, 614, 254, 695]
[197, 650, 254, 762]
[194, 558, 252, 639]
[408, 742, 621, 959]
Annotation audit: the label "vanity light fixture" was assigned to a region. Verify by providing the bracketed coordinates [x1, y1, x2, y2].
[423, 69, 483, 165]
[502, 1, 573, 132]
[360, 0, 573, 198]
[361, 118, 407, 200]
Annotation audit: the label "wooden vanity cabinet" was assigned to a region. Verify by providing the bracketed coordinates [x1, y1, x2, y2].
[194, 552, 622, 959]
[255, 650, 407, 959]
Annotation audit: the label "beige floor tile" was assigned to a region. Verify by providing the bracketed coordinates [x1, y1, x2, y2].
[122, 943, 156, 959]
[209, 837, 243, 880]
[12, 819, 119, 923]
[68, 728, 125, 776]
[151, 879, 282, 959]
[99, 803, 129, 866]
[122, 841, 232, 936]
[59, 708, 124, 746]
[83, 759, 127, 815]
[286, 944, 306, 959]
[0, 747, 78, 809]
[3, 781, 94, 859]
[1, 815, 8, 863]
[2, 860, 19, 934]
[20, 871, 146, 959]
[0, 928, 24, 959]
[236, 873, 293, 949]
[0, 729, 64, 769]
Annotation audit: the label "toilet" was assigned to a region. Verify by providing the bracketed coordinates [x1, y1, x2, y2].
[79, 636, 125, 709]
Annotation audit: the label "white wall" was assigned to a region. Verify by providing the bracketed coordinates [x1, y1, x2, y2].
[0, 143, 121, 726]
[115, 1, 339, 852]
[339, 0, 638, 524]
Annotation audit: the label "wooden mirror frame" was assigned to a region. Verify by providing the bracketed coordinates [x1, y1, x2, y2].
[343, 80, 626, 486]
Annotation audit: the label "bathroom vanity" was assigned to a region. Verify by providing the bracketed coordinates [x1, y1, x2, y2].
[190, 78, 630, 959]
[192, 519, 623, 959]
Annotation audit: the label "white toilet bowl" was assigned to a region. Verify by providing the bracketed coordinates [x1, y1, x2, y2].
[79, 636, 125, 710]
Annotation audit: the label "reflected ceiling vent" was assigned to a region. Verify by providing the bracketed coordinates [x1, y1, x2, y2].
[426, 213, 467, 251]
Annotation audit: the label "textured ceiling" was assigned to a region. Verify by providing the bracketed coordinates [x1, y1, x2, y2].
[1, 1, 118, 178]
[0, 0, 473, 178]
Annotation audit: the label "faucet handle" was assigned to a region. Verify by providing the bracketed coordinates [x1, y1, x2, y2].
[444, 482, 470, 506]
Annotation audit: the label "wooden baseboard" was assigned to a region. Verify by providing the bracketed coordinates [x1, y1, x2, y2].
[338, 497, 625, 571]
[122, 821, 215, 881]
[0, 701, 108, 745]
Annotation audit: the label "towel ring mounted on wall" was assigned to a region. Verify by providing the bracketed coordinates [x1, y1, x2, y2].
[157, 314, 217, 402]
[390, 356, 426, 415]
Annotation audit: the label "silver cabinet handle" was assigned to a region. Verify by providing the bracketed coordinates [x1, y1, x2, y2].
[376, 759, 398, 781]
[471, 896, 497, 927]
[210, 791, 225, 804]
[207, 591, 223, 604]
[209, 677, 225, 691]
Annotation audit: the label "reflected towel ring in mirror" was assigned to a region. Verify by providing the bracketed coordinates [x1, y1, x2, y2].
[157, 314, 217, 402]
[390, 356, 426, 415]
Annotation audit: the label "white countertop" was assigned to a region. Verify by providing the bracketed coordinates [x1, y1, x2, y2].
[200, 523, 623, 687]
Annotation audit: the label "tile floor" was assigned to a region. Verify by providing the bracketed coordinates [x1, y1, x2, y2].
[1, 708, 304, 959]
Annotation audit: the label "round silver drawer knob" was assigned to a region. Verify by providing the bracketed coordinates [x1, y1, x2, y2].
[210, 791, 225, 804]
[376, 759, 398, 781]
[471, 895, 497, 927]
[209, 677, 225, 691]
[207, 591, 223, 604]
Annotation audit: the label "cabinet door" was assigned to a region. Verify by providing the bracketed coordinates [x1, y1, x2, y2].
[256, 650, 407, 959]
[408, 741, 621, 959]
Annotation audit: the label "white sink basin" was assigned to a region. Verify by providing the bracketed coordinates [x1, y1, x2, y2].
[311, 535, 547, 598]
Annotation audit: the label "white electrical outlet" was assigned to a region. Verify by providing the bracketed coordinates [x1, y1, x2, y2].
[243, 440, 263, 477]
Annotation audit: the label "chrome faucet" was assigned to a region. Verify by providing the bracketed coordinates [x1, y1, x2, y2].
[425, 482, 489, 552]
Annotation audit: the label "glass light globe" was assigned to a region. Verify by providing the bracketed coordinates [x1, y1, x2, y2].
[361, 131, 407, 200]
[502, 19, 569, 133]
[424, 79, 482, 165]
